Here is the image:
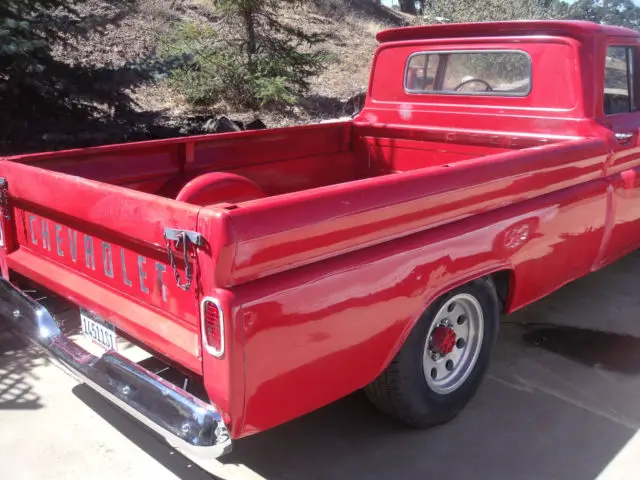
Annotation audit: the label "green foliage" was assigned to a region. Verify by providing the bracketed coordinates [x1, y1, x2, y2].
[161, 0, 328, 109]
[421, 0, 571, 23]
[420, 0, 640, 27]
[159, 23, 252, 105]
[569, 0, 640, 29]
[253, 76, 297, 106]
[1, 1, 84, 113]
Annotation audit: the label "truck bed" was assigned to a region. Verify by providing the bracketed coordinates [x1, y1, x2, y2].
[5, 122, 523, 205]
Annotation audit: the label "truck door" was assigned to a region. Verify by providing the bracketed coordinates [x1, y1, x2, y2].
[599, 42, 640, 265]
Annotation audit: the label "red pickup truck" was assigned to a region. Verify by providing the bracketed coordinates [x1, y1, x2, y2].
[2, 19, 639, 464]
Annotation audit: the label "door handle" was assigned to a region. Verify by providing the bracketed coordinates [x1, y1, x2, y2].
[615, 132, 635, 143]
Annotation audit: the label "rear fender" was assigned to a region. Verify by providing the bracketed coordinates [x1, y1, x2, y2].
[379, 264, 515, 374]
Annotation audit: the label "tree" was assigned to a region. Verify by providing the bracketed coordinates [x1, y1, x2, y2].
[161, 0, 328, 109]
[0, 0, 157, 152]
[1, 1, 91, 133]
[568, 0, 640, 30]
[216, 0, 325, 78]
[418, 0, 640, 27]
[421, 0, 570, 23]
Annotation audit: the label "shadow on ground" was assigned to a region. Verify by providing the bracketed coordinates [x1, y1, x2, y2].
[72, 385, 215, 480]
[523, 325, 640, 375]
[0, 329, 47, 411]
[222, 378, 634, 480]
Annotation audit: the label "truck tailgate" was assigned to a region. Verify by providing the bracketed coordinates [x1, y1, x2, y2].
[0, 160, 205, 373]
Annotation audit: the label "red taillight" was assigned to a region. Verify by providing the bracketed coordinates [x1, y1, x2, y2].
[0, 178, 7, 249]
[202, 298, 224, 357]
[205, 303, 221, 345]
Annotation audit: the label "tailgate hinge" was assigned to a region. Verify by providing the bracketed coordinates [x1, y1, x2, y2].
[163, 228, 204, 292]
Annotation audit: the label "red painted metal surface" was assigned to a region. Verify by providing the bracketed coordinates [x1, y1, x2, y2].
[1, 21, 640, 441]
[175, 172, 266, 206]
[375, 20, 640, 44]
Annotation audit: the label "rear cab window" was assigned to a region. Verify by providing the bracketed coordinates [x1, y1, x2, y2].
[604, 45, 640, 115]
[405, 50, 532, 96]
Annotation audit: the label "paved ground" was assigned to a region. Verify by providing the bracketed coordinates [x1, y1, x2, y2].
[4, 252, 640, 479]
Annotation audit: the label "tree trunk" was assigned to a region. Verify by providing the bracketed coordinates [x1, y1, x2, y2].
[241, 7, 257, 71]
[399, 0, 417, 14]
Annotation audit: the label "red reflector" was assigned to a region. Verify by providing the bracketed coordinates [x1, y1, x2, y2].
[202, 299, 224, 357]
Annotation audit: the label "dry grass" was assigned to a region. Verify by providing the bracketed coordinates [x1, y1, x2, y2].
[54, 0, 408, 127]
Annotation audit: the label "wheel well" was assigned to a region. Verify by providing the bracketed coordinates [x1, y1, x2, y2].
[489, 269, 513, 313]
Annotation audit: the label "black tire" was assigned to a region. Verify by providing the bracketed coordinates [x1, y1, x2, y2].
[364, 277, 500, 427]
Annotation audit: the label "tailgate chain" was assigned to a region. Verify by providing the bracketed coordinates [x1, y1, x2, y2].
[163, 228, 204, 292]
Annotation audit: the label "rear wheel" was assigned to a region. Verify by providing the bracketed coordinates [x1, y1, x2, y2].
[365, 278, 500, 427]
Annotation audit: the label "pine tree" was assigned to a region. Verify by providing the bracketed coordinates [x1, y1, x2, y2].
[0, 0, 156, 151]
[224, 0, 327, 103]
[162, 0, 328, 109]
[2, 2, 96, 123]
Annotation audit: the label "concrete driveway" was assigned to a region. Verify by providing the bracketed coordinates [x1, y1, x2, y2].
[4, 252, 640, 479]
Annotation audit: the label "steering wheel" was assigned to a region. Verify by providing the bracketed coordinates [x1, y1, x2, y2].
[453, 78, 493, 92]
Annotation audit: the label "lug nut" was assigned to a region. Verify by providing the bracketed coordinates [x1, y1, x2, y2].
[446, 360, 454, 371]
[456, 338, 466, 349]
[457, 315, 466, 325]
[430, 367, 438, 379]
[447, 302, 456, 313]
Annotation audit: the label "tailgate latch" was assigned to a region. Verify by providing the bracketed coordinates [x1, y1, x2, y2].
[163, 228, 204, 292]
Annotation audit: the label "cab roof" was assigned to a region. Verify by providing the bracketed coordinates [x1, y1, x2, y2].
[376, 20, 640, 43]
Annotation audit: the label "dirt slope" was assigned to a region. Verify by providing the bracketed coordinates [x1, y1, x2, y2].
[51, 0, 410, 134]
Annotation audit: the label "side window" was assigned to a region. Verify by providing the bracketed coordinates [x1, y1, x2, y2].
[406, 53, 441, 92]
[604, 46, 640, 115]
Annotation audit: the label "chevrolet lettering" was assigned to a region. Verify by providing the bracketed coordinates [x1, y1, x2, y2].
[26, 212, 169, 302]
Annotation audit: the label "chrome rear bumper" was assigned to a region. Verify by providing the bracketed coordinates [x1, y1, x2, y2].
[0, 278, 232, 460]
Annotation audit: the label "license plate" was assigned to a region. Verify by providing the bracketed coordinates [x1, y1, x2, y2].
[80, 310, 118, 352]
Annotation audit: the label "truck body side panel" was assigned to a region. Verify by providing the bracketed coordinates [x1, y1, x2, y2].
[236, 171, 608, 435]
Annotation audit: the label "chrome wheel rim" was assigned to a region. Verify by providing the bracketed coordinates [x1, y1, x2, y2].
[423, 293, 484, 395]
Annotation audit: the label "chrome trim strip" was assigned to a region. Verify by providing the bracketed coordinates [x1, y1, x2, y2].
[0, 278, 232, 460]
[201, 296, 225, 358]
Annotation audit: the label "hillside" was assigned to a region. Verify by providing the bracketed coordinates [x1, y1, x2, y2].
[19, 0, 410, 153]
